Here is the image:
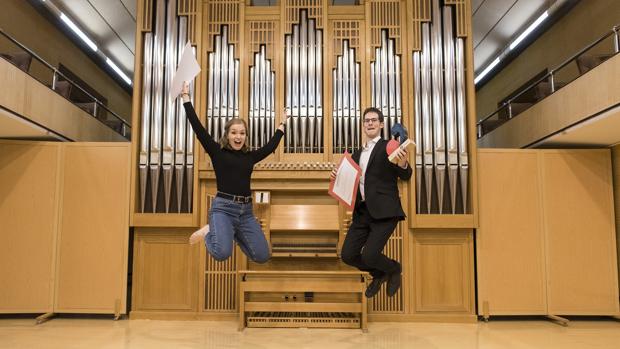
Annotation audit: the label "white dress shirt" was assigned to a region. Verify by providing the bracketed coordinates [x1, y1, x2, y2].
[359, 135, 382, 201]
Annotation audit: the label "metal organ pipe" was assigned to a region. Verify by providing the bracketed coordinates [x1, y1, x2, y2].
[258, 46, 265, 148]
[207, 50, 214, 142]
[206, 25, 239, 148]
[413, 0, 470, 214]
[220, 28, 229, 130]
[139, 0, 195, 213]
[354, 62, 360, 149]
[443, 6, 459, 214]
[139, 32, 154, 213]
[149, 0, 166, 212]
[430, 0, 446, 214]
[413, 51, 423, 214]
[421, 23, 434, 214]
[343, 42, 350, 154]
[162, 0, 178, 212]
[380, 32, 388, 139]
[249, 45, 275, 150]
[332, 40, 360, 153]
[456, 38, 469, 213]
[370, 30, 402, 142]
[212, 29, 222, 140]
[292, 24, 299, 152]
[174, 17, 188, 213]
[316, 29, 323, 152]
[308, 19, 316, 152]
[387, 33, 395, 136]
[186, 50, 196, 213]
[285, 10, 323, 153]
[300, 14, 308, 153]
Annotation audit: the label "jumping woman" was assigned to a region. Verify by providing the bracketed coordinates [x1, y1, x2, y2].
[181, 82, 286, 263]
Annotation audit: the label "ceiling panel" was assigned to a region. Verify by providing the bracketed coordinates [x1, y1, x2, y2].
[472, 0, 485, 12]
[473, 0, 518, 48]
[90, 0, 136, 54]
[472, 0, 549, 72]
[45, 0, 556, 81]
[121, 0, 137, 20]
[51, 0, 135, 74]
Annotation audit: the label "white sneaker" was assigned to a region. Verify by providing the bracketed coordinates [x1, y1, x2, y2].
[189, 224, 209, 245]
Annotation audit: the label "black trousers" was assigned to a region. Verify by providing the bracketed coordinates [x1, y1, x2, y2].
[341, 202, 400, 278]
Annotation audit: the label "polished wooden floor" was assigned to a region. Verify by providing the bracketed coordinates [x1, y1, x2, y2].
[1, 318, 620, 348]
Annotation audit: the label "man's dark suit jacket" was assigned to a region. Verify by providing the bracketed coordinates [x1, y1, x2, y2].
[352, 138, 413, 220]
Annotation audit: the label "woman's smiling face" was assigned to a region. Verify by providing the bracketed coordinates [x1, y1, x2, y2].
[227, 123, 246, 150]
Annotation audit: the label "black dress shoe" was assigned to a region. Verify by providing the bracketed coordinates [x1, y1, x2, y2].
[365, 275, 388, 298]
[386, 271, 401, 297]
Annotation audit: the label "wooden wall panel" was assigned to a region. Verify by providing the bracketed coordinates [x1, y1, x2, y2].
[476, 150, 547, 315]
[54, 144, 130, 313]
[369, 221, 405, 313]
[413, 230, 474, 314]
[132, 229, 199, 311]
[0, 60, 126, 142]
[0, 142, 59, 313]
[204, 0, 241, 53]
[178, 0, 199, 45]
[284, 0, 324, 32]
[612, 145, 620, 299]
[477, 149, 620, 317]
[366, 0, 403, 60]
[331, 20, 362, 60]
[541, 150, 619, 315]
[444, 0, 468, 37]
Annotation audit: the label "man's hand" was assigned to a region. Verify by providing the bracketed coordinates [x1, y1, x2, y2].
[330, 167, 338, 181]
[393, 147, 409, 168]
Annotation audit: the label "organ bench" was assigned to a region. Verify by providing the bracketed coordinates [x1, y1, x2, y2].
[239, 270, 368, 331]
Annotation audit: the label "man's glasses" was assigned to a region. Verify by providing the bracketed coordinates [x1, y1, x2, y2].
[363, 117, 380, 124]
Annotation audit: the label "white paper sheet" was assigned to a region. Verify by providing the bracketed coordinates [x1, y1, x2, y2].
[332, 158, 360, 206]
[170, 42, 201, 99]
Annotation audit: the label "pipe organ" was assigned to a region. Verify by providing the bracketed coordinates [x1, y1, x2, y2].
[130, 0, 479, 328]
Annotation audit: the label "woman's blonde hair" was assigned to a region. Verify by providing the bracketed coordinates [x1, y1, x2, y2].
[219, 118, 249, 152]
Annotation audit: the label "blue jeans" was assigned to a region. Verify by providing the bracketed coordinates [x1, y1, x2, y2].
[206, 197, 270, 263]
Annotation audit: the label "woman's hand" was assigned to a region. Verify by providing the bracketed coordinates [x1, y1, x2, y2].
[277, 108, 290, 132]
[180, 81, 190, 103]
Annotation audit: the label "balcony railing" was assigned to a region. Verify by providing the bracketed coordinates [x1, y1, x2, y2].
[477, 24, 620, 139]
[0, 27, 131, 140]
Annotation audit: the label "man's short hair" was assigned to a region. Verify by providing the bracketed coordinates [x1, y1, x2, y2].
[362, 107, 384, 123]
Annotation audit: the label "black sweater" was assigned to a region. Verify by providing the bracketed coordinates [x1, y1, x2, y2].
[184, 102, 284, 196]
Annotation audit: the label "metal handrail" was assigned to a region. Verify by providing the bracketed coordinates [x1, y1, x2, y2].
[477, 24, 620, 136]
[0, 27, 131, 138]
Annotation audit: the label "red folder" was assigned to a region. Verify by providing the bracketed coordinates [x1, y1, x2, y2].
[328, 151, 361, 210]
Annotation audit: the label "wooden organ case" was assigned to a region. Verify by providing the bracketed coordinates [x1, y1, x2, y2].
[129, 0, 479, 328]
